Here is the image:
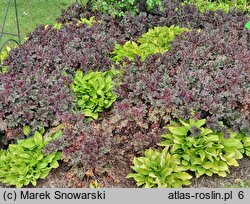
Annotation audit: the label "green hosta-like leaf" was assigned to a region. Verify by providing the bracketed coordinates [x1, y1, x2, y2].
[236, 132, 250, 157]
[21, 138, 36, 150]
[226, 158, 239, 166]
[161, 117, 244, 178]
[201, 128, 213, 136]
[0, 129, 62, 188]
[50, 160, 59, 169]
[112, 26, 188, 62]
[223, 138, 243, 148]
[179, 119, 191, 129]
[168, 126, 187, 136]
[71, 69, 118, 119]
[178, 172, 192, 180]
[23, 125, 30, 136]
[34, 131, 43, 146]
[51, 130, 63, 140]
[127, 148, 192, 188]
[193, 119, 206, 128]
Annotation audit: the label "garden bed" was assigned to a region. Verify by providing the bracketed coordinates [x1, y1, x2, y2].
[0, 0, 249, 188]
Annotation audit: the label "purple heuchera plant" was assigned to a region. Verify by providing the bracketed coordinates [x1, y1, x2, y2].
[115, 27, 250, 133]
[0, 68, 74, 140]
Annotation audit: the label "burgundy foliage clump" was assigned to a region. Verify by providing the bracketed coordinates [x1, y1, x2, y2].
[115, 27, 250, 133]
[0, 68, 74, 141]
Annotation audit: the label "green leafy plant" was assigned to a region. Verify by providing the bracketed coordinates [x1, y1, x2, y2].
[91, 0, 138, 17]
[77, 16, 97, 26]
[112, 26, 188, 62]
[0, 46, 11, 64]
[0, 45, 13, 73]
[236, 132, 250, 157]
[71, 69, 119, 119]
[159, 118, 244, 178]
[0, 127, 62, 188]
[44, 16, 97, 31]
[127, 147, 192, 188]
[146, 0, 163, 12]
[246, 21, 250, 30]
[89, 0, 163, 17]
[182, 0, 250, 13]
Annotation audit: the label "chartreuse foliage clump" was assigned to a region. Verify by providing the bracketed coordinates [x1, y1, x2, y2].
[0, 46, 11, 65]
[159, 119, 244, 178]
[71, 69, 119, 119]
[0, 45, 13, 73]
[127, 118, 249, 188]
[182, 0, 250, 13]
[77, 16, 97, 26]
[46, 16, 96, 30]
[0, 127, 62, 188]
[126, 147, 192, 188]
[112, 26, 188, 62]
[236, 132, 250, 157]
[127, 147, 192, 188]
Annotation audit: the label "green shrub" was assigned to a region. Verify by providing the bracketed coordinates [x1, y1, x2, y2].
[182, 0, 250, 13]
[159, 118, 244, 178]
[145, 0, 163, 11]
[0, 127, 62, 188]
[88, 0, 163, 17]
[127, 147, 192, 188]
[91, 0, 138, 17]
[112, 26, 187, 62]
[71, 69, 119, 119]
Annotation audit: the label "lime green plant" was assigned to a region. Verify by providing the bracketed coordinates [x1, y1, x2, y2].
[182, 0, 250, 13]
[53, 23, 63, 30]
[126, 147, 192, 188]
[77, 16, 97, 26]
[236, 132, 250, 157]
[44, 17, 97, 31]
[246, 21, 250, 30]
[0, 45, 11, 64]
[0, 45, 13, 73]
[159, 118, 243, 178]
[0, 127, 62, 188]
[112, 26, 188, 62]
[71, 69, 119, 119]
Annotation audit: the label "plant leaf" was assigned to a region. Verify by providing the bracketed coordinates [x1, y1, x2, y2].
[23, 126, 30, 136]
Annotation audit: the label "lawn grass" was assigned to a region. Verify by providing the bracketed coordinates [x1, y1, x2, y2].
[0, 0, 76, 45]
